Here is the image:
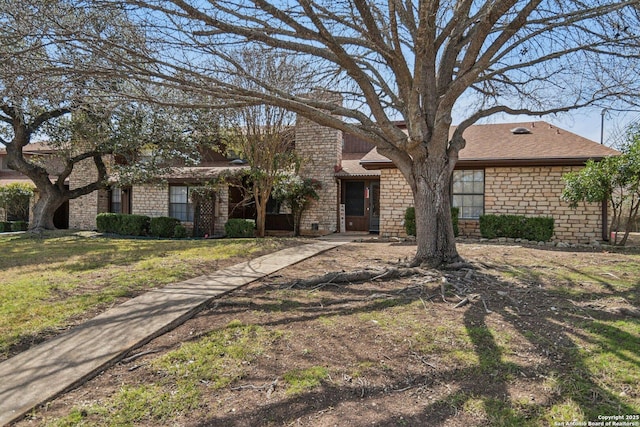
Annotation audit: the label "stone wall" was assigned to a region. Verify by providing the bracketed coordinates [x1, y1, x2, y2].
[378, 165, 604, 244]
[68, 158, 109, 230]
[379, 168, 413, 237]
[295, 116, 342, 235]
[131, 183, 169, 218]
[484, 166, 603, 243]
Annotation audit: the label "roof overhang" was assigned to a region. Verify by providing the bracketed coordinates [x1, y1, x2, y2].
[361, 156, 612, 170]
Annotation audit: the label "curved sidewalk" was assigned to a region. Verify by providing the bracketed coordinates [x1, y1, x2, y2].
[0, 240, 346, 426]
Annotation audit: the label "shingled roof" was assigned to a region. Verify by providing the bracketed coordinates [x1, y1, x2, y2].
[361, 121, 619, 169]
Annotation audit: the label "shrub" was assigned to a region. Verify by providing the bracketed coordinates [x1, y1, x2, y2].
[150, 216, 182, 238]
[96, 213, 150, 236]
[404, 207, 459, 237]
[10, 221, 28, 232]
[119, 214, 150, 236]
[96, 213, 121, 234]
[173, 224, 188, 238]
[479, 214, 554, 241]
[451, 207, 459, 237]
[0, 221, 10, 232]
[225, 218, 255, 238]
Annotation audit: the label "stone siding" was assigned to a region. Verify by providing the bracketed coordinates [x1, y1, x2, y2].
[131, 183, 169, 218]
[295, 117, 342, 235]
[379, 168, 413, 237]
[379, 165, 604, 244]
[484, 166, 602, 243]
[68, 158, 109, 230]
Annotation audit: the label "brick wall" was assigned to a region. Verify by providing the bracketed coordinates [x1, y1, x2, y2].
[131, 183, 169, 218]
[68, 157, 109, 230]
[379, 168, 413, 237]
[295, 116, 342, 235]
[485, 166, 602, 243]
[379, 165, 604, 243]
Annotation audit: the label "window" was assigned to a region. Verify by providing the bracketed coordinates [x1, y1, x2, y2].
[110, 188, 122, 213]
[169, 186, 194, 222]
[452, 170, 484, 219]
[109, 187, 131, 214]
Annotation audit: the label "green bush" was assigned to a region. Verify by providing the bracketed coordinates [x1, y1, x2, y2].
[150, 216, 182, 238]
[96, 213, 121, 234]
[119, 214, 150, 236]
[173, 224, 188, 238]
[404, 207, 416, 236]
[10, 221, 28, 231]
[0, 221, 11, 232]
[224, 218, 255, 238]
[451, 207, 459, 237]
[404, 207, 459, 237]
[96, 213, 150, 236]
[479, 214, 554, 241]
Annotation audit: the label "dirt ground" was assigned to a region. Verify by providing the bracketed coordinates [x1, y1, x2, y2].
[13, 237, 640, 427]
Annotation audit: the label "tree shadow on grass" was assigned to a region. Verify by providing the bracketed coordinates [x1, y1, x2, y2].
[190, 260, 639, 426]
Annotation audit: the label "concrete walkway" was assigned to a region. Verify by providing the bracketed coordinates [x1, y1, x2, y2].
[0, 240, 346, 426]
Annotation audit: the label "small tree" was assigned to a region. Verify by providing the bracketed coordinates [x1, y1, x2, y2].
[562, 126, 640, 246]
[273, 176, 320, 236]
[0, 183, 34, 222]
[221, 50, 307, 237]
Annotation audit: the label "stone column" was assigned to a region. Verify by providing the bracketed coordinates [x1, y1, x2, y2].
[295, 105, 342, 235]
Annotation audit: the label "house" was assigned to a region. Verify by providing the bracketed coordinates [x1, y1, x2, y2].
[0, 143, 69, 228]
[68, 118, 618, 244]
[358, 122, 619, 243]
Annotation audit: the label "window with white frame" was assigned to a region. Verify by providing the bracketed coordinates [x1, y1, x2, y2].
[169, 185, 194, 222]
[452, 170, 484, 219]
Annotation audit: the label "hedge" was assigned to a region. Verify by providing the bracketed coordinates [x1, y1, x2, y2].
[225, 218, 255, 238]
[404, 207, 459, 237]
[10, 221, 28, 232]
[0, 221, 11, 232]
[150, 216, 182, 238]
[96, 213, 150, 236]
[479, 214, 554, 242]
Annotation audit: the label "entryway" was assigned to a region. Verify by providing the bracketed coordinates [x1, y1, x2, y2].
[341, 180, 380, 233]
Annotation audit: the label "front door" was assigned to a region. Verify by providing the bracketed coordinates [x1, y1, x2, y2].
[342, 180, 380, 232]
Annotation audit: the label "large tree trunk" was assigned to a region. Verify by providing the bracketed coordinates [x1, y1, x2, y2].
[30, 188, 67, 231]
[407, 155, 462, 268]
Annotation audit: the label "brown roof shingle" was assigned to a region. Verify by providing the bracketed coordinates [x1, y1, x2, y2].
[361, 121, 619, 169]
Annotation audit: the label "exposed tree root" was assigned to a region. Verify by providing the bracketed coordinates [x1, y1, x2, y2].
[279, 267, 430, 289]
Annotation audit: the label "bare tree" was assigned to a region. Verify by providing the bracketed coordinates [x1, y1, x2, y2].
[116, 1, 639, 265]
[222, 50, 305, 237]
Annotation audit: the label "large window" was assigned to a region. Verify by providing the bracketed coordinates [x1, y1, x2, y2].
[169, 186, 194, 222]
[452, 170, 484, 219]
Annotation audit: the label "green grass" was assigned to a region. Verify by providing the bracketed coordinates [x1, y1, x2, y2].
[48, 320, 281, 426]
[283, 366, 329, 395]
[0, 231, 290, 358]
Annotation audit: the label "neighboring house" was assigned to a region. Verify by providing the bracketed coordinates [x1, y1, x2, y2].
[68, 119, 618, 244]
[0, 143, 69, 228]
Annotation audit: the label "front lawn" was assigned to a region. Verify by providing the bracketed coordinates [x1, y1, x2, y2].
[0, 231, 295, 360]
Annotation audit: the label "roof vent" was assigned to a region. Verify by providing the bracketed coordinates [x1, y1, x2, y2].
[510, 127, 532, 134]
